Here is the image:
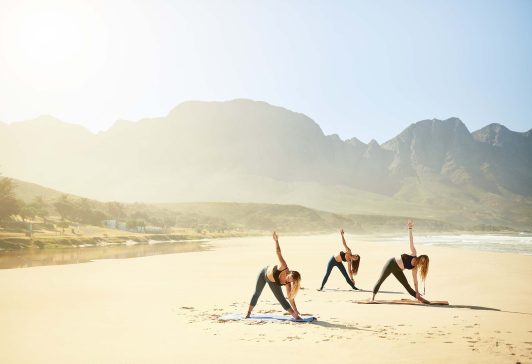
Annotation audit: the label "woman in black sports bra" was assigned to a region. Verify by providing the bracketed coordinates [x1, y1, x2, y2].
[246, 232, 302, 320]
[371, 220, 430, 303]
[318, 229, 360, 291]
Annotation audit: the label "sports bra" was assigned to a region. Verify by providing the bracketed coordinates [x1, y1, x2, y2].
[339, 251, 347, 262]
[401, 254, 416, 270]
[272, 265, 288, 286]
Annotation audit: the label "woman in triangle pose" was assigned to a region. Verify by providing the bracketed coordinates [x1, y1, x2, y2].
[318, 229, 361, 291]
[246, 232, 302, 320]
[372, 220, 430, 303]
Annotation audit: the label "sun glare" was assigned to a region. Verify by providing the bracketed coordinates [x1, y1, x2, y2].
[0, 1, 108, 91]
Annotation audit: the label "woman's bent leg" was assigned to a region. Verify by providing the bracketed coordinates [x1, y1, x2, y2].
[249, 267, 268, 307]
[392, 269, 417, 297]
[337, 261, 357, 289]
[372, 258, 396, 296]
[319, 256, 337, 290]
[268, 281, 292, 311]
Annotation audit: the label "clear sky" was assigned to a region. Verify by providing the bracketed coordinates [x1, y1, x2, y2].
[0, 0, 531, 142]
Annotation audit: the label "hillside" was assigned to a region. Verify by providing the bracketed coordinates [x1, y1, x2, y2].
[1, 99, 530, 228]
[7, 178, 459, 235]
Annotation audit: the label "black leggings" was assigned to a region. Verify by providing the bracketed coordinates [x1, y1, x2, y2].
[319, 256, 357, 290]
[373, 257, 416, 297]
[249, 267, 291, 311]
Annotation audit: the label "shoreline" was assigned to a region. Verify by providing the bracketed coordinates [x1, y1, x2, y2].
[0, 228, 529, 249]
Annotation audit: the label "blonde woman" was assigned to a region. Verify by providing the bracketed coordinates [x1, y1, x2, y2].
[372, 220, 430, 303]
[318, 229, 360, 291]
[246, 232, 302, 320]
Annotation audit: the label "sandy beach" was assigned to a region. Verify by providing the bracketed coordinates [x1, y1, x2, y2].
[1, 234, 531, 363]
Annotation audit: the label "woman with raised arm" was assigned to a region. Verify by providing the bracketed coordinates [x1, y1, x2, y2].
[246, 232, 302, 320]
[371, 220, 430, 303]
[317, 229, 361, 291]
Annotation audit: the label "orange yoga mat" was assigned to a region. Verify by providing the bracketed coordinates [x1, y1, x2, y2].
[356, 298, 449, 305]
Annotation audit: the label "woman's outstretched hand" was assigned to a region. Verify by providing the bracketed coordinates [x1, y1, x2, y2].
[416, 292, 430, 304]
[340, 228, 344, 236]
[407, 220, 414, 229]
[272, 231, 279, 242]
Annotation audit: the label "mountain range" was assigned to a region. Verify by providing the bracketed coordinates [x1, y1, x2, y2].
[1, 99, 531, 228]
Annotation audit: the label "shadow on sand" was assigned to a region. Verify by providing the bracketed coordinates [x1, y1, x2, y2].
[358, 300, 532, 316]
[323, 288, 403, 294]
[312, 320, 380, 332]
[426, 304, 532, 316]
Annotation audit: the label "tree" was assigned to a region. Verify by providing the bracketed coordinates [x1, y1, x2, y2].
[19, 201, 38, 222]
[0, 177, 20, 222]
[30, 196, 49, 221]
[106, 202, 125, 227]
[126, 219, 145, 232]
[54, 195, 75, 222]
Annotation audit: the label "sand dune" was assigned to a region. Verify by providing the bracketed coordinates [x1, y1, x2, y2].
[0, 234, 531, 363]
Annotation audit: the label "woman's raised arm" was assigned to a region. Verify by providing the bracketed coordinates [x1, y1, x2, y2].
[340, 229, 351, 252]
[273, 231, 288, 269]
[407, 220, 417, 256]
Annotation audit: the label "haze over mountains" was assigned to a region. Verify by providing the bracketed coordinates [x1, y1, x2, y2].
[1, 99, 531, 228]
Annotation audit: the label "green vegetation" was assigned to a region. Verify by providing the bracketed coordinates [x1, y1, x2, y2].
[0, 178, 19, 222]
[0, 176, 521, 251]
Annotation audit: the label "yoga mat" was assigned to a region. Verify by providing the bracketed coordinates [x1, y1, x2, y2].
[220, 313, 317, 322]
[356, 299, 449, 305]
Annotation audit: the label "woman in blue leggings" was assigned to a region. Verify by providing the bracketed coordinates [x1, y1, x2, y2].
[318, 229, 360, 291]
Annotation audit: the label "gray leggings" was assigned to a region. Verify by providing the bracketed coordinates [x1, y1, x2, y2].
[250, 267, 291, 311]
[373, 258, 416, 297]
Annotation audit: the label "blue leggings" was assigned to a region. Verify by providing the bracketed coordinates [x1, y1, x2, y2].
[249, 267, 291, 311]
[319, 256, 357, 290]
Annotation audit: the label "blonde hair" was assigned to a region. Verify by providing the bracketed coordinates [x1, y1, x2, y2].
[288, 271, 301, 300]
[351, 254, 360, 275]
[417, 255, 429, 281]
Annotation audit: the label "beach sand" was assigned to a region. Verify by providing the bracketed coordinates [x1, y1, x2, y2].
[0, 234, 531, 363]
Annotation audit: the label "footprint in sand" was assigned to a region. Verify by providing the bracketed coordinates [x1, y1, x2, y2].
[287, 336, 302, 341]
